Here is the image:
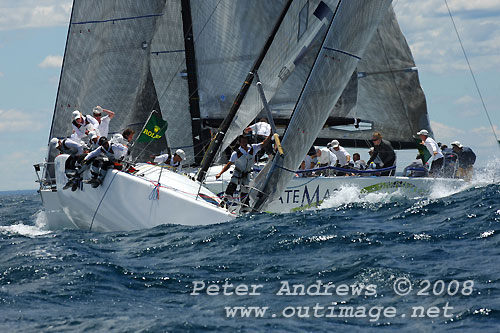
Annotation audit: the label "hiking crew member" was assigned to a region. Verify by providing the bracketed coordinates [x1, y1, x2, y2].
[50, 137, 86, 170]
[216, 134, 272, 207]
[153, 149, 186, 172]
[50, 137, 87, 190]
[82, 137, 128, 187]
[70, 110, 99, 142]
[417, 129, 444, 176]
[367, 132, 396, 176]
[88, 106, 114, 138]
[451, 141, 476, 181]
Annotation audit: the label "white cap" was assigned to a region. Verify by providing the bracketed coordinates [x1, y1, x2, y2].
[93, 106, 103, 116]
[50, 138, 59, 149]
[417, 129, 429, 136]
[328, 139, 340, 148]
[72, 110, 82, 121]
[451, 141, 463, 148]
[89, 131, 98, 141]
[175, 149, 186, 161]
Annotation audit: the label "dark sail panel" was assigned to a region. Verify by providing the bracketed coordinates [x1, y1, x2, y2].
[149, 0, 195, 164]
[317, 6, 432, 148]
[48, 1, 167, 162]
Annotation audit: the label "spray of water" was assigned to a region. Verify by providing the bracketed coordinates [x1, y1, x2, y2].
[318, 185, 407, 210]
[0, 210, 52, 238]
[318, 160, 500, 210]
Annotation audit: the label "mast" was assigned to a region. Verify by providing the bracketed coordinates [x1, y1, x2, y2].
[181, 0, 206, 165]
[196, 0, 294, 182]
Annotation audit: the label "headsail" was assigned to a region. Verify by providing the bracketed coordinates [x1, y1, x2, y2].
[249, 0, 393, 211]
[315, 6, 432, 149]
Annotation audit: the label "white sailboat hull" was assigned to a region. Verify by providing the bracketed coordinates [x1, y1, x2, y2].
[203, 170, 466, 213]
[42, 155, 235, 232]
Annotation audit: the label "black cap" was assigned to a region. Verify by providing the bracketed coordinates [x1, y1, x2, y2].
[98, 137, 108, 146]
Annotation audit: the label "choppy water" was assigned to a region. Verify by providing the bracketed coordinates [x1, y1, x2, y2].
[1, 173, 499, 331]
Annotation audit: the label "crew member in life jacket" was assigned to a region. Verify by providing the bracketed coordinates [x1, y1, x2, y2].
[70, 110, 99, 143]
[216, 134, 272, 208]
[417, 129, 444, 177]
[81, 137, 128, 188]
[152, 149, 186, 172]
[50, 137, 87, 190]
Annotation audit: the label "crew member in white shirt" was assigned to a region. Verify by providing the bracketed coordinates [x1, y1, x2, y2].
[244, 118, 273, 160]
[152, 149, 186, 172]
[315, 147, 338, 176]
[50, 137, 87, 190]
[417, 129, 444, 176]
[70, 110, 99, 142]
[88, 106, 114, 138]
[299, 147, 317, 177]
[327, 139, 351, 166]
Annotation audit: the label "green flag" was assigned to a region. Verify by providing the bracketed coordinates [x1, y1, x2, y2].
[136, 113, 168, 143]
[415, 138, 432, 163]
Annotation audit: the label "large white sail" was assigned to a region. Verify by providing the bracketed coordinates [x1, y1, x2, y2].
[249, 0, 393, 211]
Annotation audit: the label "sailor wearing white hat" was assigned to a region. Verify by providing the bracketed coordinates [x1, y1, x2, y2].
[70, 110, 99, 142]
[88, 105, 114, 138]
[451, 141, 476, 181]
[417, 129, 443, 176]
[50, 137, 87, 190]
[327, 139, 351, 166]
[152, 148, 186, 172]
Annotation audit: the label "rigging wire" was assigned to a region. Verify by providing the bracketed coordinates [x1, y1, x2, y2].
[443, 0, 500, 150]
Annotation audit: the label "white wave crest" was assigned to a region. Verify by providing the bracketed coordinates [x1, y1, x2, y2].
[318, 185, 406, 210]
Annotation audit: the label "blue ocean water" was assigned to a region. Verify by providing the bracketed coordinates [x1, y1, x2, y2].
[0, 183, 499, 332]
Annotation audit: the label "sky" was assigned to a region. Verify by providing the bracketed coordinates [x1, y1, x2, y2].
[0, 0, 499, 191]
